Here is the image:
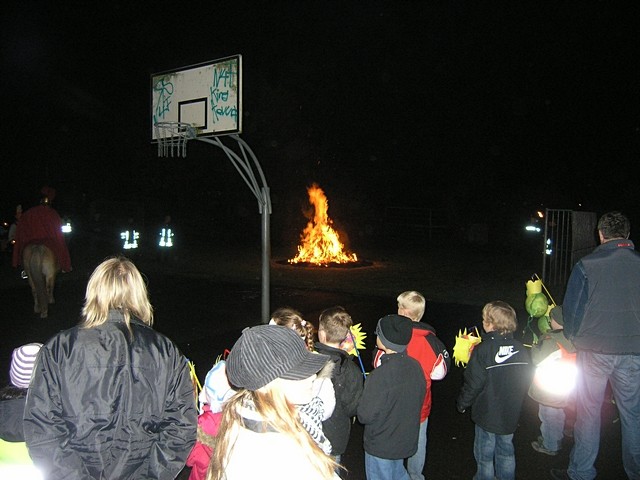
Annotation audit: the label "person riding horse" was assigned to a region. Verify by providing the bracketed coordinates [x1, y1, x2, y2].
[12, 187, 72, 274]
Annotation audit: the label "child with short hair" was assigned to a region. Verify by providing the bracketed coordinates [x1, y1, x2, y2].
[528, 305, 576, 456]
[396, 291, 450, 480]
[456, 301, 531, 480]
[315, 306, 364, 467]
[358, 314, 426, 480]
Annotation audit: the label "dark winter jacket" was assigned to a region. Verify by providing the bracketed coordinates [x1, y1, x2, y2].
[456, 331, 531, 435]
[357, 351, 426, 459]
[23, 311, 197, 479]
[0, 395, 26, 442]
[315, 342, 364, 455]
[563, 238, 640, 354]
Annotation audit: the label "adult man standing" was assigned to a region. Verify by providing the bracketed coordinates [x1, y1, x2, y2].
[551, 211, 640, 480]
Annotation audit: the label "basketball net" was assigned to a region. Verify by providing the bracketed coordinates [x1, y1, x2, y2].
[154, 122, 197, 158]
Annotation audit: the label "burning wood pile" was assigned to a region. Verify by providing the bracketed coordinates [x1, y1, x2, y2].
[288, 184, 358, 267]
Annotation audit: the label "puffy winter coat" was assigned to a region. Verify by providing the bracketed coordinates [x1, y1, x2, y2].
[23, 311, 197, 479]
[457, 332, 531, 435]
[314, 342, 364, 455]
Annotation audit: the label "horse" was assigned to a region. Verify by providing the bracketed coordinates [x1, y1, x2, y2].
[23, 244, 58, 318]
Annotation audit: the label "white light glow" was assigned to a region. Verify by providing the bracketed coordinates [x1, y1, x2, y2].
[534, 351, 577, 396]
[0, 465, 44, 480]
[159, 228, 174, 247]
[120, 230, 139, 249]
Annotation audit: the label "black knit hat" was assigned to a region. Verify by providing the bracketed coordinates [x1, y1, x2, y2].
[226, 325, 330, 391]
[375, 314, 413, 352]
[550, 305, 564, 326]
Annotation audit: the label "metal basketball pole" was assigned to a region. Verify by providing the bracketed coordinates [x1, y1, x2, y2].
[196, 134, 272, 324]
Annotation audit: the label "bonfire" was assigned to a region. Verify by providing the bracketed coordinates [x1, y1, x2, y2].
[288, 184, 358, 266]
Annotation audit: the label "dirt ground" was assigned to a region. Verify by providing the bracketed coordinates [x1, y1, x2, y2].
[143, 241, 544, 312]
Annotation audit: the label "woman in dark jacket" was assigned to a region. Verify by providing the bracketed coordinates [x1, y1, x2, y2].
[24, 256, 197, 479]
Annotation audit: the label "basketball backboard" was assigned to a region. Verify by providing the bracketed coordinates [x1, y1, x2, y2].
[151, 55, 242, 140]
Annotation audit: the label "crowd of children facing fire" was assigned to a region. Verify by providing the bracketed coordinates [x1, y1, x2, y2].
[1, 210, 639, 480]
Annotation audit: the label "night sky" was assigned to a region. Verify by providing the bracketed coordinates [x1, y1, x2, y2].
[3, 2, 639, 244]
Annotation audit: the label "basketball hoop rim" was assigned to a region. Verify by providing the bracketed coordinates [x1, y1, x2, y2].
[153, 121, 197, 140]
[154, 121, 196, 158]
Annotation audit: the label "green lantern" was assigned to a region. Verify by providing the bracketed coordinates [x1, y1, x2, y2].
[525, 293, 549, 318]
[538, 315, 551, 334]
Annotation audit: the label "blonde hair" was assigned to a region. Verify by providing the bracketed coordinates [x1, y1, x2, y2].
[81, 256, 153, 332]
[270, 307, 315, 351]
[318, 306, 352, 344]
[207, 387, 339, 480]
[397, 291, 425, 321]
[482, 301, 517, 334]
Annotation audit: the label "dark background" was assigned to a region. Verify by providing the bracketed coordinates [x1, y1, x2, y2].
[2, 1, 639, 249]
[1, 5, 635, 475]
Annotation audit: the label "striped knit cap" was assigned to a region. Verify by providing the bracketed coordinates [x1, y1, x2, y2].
[227, 325, 329, 391]
[9, 343, 42, 388]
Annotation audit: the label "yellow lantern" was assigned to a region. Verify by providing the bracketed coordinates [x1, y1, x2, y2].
[453, 327, 482, 367]
[339, 323, 367, 356]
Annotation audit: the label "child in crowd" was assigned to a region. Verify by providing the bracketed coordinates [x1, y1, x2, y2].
[270, 307, 336, 455]
[270, 306, 315, 350]
[206, 325, 340, 479]
[186, 360, 234, 480]
[191, 308, 337, 477]
[0, 343, 42, 470]
[396, 291, 450, 480]
[358, 314, 426, 480]
[456, 301, 532, 480]
[528, 305, 576, 456]
[315, 306, 365, 468]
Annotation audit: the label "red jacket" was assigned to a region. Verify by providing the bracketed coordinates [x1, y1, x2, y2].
[12, 205, 72, 272]
[186, 406, 222, 480]
[406, 324, 440, 421]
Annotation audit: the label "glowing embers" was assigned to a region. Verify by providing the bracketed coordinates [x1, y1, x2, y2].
[288, 184, 358, 267]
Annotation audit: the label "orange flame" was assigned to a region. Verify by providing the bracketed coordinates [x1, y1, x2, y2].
[289, 184, 358, 266]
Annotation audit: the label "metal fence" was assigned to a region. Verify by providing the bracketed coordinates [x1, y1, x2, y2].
[541, 209, 597, 302]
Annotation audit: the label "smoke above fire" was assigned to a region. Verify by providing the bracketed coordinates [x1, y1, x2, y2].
[288, 184, 358, 266]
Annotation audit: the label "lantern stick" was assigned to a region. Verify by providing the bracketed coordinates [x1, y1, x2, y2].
[533, 273, 557, 307]
[348, 330, 368, 381]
